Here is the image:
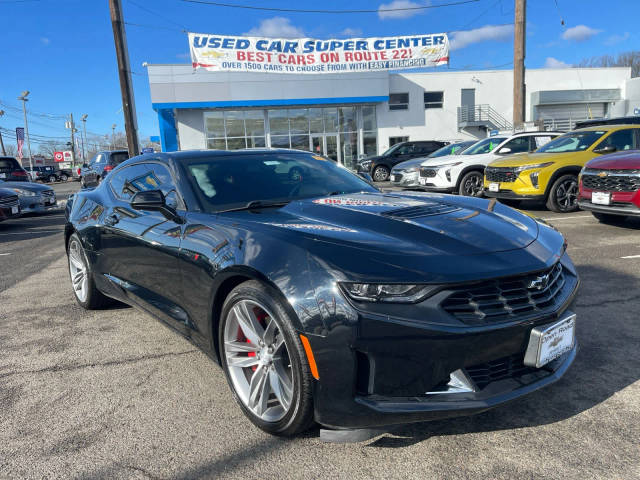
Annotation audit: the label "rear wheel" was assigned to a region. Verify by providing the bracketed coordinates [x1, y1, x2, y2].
[48, 174, 57, 183]
[458, 171, 484, 197]
[67, 233, 112, 309]
[592, 212, 626, 224]
[372, 165, 390, 182]
[546, 174, 579, 213]
[219, 280, 314, 436]
[60, 174, 69, 182]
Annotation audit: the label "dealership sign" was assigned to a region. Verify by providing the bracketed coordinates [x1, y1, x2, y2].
[54, 151, 64, 162]
[188, 33, 449, 74]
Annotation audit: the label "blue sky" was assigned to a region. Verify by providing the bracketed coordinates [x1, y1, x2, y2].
[0, 0, 636, 150]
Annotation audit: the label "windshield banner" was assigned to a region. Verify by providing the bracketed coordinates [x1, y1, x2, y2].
[188, 33, 449, 74]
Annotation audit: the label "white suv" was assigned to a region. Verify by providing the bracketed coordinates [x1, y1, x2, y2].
[417, 131, 561, 196]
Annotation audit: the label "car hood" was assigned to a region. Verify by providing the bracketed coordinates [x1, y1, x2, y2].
[0, 187, 17, 197]
[234, 192, 540, 257]
[391, 158, 428, 171]
[585, 151, 640, 169]
[0, 181, 53, 192]
[488, 151, 587, 167]
[421, 152, 496, 166]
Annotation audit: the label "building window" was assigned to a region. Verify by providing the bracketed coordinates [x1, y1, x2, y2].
[389, 93, 409, 111]
[362, 105, 378, 159]
[424, 91, 444, 109]
[389, 136, 409, 146]
[204, 110, 265, 150]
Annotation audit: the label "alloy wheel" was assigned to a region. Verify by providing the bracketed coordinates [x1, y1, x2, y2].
[555, 178, 578, 210]
[373, 166, 389, 182]
[462, 173, 483, 196]
[68, 239, 89, 302]
[223, 299, 294, 422]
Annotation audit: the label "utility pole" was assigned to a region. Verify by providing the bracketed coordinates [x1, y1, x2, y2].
[17, 91, 34, 171]
[0, 110, 6, 156]
[110, 0, 140, 157]
[66, 114, 77, 168]
[111, 124, 116, 150]
[513, 0, 526, 129]
[81, 114, 88, 162]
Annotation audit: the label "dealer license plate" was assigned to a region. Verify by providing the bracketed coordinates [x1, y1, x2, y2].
[419, 177, 427, 185]
[489, 182, 499, 192]
[524, 313, 576, 368]
[0, 173, 6, 179]
[11, 206, 18, 214]
[592, 191, 611, 205]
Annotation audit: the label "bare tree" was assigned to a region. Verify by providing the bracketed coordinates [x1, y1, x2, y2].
[578, 50, 640, 77]
[4, 144, 17, 156]
[38, 140, 65, 159]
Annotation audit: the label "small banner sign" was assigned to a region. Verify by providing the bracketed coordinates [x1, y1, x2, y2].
[188, 33, 449, 74]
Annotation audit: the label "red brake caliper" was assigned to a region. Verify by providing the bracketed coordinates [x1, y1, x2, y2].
[237, 309, 268, 372]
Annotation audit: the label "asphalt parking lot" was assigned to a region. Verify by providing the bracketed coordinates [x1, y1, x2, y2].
[1, 182, 639, 479]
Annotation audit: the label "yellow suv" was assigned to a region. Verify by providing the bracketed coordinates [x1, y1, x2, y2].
[484, 125, 640, 212]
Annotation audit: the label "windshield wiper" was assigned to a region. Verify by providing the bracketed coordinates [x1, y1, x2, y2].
[216, 200, 290, 213]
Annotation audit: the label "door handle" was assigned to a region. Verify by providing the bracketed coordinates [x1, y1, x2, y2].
[105, 213, 120, 226]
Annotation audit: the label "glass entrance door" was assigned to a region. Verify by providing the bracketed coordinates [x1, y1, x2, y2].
[310, 134, 340, 163]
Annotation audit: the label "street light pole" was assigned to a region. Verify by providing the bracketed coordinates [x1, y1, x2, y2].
[17, 91, 34, 171]
[0, 110, 6, 156]
[81, 114, 88, 162]
[111, 124, 116, 150]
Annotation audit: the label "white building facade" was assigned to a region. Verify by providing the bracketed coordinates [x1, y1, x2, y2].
[147, 65, 633, 170]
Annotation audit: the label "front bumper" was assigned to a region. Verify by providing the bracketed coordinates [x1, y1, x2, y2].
[578, 200, 640, 216]
[484, 190, 546, 201]
[390, 171, 420, 187]
[19, 195, 58, 214]
[0, 205, 21, 221]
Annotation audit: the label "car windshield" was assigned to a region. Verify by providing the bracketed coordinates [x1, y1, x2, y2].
[428, 141, 474, 158]
[461, 137, 507, 155]
[536, 131, 607, 153]
[184, 153, 378, 212]
[381, 144, 403, 156]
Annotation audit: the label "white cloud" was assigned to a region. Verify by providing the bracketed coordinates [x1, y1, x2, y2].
[449, 24, 514, 51]
[40, 37, 50, 45]
[545, 57, 572, 68]
[605, 32, 630, 46]
[561, 25, 601, 42]
[244, 17, 304, 38]
[378, 0, 429, 20]
[338, 27, 363, 37]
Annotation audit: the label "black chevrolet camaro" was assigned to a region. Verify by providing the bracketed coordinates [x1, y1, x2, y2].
[64, 149, 579, 437]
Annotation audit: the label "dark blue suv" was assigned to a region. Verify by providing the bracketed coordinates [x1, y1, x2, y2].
[81, 150, 129, 187]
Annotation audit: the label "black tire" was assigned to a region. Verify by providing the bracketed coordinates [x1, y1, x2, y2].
[49, 175, 57, 183]
[546, 174, 579, 213]
[67, 233, 112, 309]
[458, 171, 484, 197]
[60, 174, 69, 182]
[372, 165, 390, 182]
[592, 212, 627, 224]
[219, 280, 315, 436]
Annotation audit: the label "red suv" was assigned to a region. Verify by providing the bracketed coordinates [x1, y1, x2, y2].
[578, 150, 640, 222]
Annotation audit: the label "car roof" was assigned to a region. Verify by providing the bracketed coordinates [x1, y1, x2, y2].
[572, 124, 640, 132]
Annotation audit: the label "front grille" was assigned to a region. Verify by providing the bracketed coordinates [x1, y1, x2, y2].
[441, 262, 571, 324]
[41, 190, 55, 198]
[382, 203, 461, 219]
[582, 172, 640, 192]
[466, 353, 538, 389]
[485, 167, 518, 183]
[0, 195, 19, 208]
[420, 168, 437, 178]
[391, 173, 403, 182]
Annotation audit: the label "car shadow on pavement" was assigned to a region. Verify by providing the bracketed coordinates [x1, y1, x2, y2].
[0, 212, 66, 245]
[368, 263, 640, 448]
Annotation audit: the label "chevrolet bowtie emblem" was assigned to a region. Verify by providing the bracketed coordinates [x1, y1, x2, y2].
[549, 336, 562, 348]
[528, 273, 551, 291]
[597, 171, 608, 178]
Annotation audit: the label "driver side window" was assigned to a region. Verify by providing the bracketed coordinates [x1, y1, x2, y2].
[501, 137, 529, 154]
[599, 129, 635, 151]
[109, 163, 182, 209]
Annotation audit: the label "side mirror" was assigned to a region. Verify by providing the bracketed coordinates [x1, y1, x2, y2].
[593, 145, 617, 154]
[131, 190, 183, 223]
[499, 147, 512, 154]
[357, 172, 374, 183]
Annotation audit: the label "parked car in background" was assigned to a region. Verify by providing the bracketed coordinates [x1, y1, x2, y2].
[0, 180, 57, 214]
[64, 149, 579, 436]
[484, 125, 640, 212]
[25, 165, 70, 183]
[0, 156, 30, 182]
[578, 150, 640, 222]
[0, 187, 21, 222]
[81, 150, 129, 187]
[390, 140, 475, 188]
[419, 131, 560, 197]
[357, 141, 447, 182]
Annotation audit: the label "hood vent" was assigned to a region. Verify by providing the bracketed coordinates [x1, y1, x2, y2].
[382, 204, 461, 219]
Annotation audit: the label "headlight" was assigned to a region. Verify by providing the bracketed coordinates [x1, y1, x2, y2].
[359, 160, 372, 168]
[513, 162, 554, 173]
[11, 188, 37, 197]
[340, 283, 437, 303]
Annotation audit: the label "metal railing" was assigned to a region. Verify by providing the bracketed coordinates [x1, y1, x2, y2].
[457, 104, 513, 131]
[541, 117, 590, 132]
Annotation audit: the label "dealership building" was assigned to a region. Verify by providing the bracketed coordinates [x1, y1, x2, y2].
[147, 64, 636, 170]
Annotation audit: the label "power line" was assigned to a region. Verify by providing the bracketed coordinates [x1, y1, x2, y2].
[179, 0, 480, 14]
[126, 0, 188, 30]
